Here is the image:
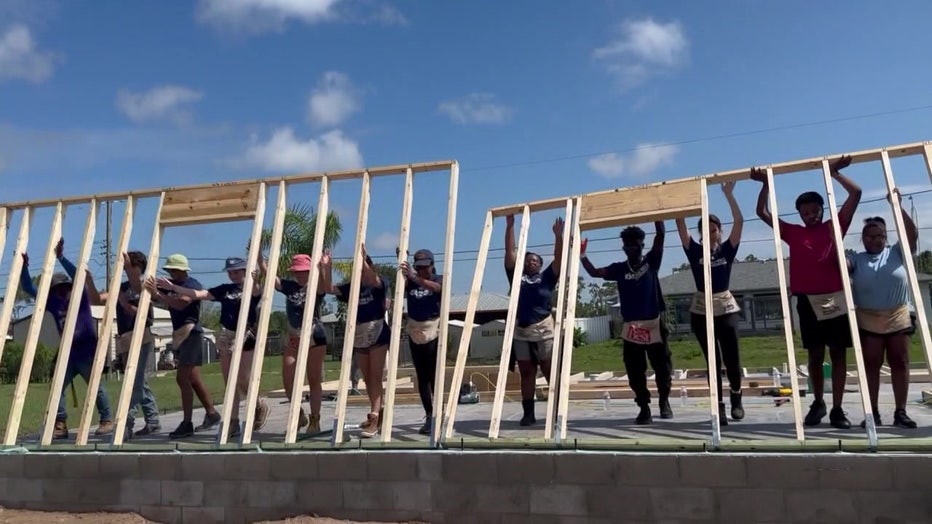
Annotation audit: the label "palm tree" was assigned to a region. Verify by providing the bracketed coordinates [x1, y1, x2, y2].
[258, 203, 343, 275]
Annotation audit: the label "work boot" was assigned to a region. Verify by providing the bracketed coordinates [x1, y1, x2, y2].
[520, 399, 536, 427]
[307, 413, 321, 435]
[95, 420, 114, 435]
[730, 390, 745, 420]
[635, 403, 652, 425]
[419, 415, 432, 436]
[658, 396, 673, 419]
[359, 412, 380, 438]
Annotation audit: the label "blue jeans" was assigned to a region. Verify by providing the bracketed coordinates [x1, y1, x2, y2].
[127, 341, 160, 429]
[57, 354, 112, 423]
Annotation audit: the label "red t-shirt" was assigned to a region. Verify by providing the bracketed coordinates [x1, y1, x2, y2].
[779, 219, 850, 295]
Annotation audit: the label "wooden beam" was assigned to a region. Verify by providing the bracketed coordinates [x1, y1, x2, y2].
[699, 179, 722, 448]
[0, 160, 457, 211]
[819, 159, 877, 449]
[764, 167, 806, 442]
[555, 199, 583, 441]
[160, 183, 260, 226]
[40, 201, 98, 446]
[217, 183, 267, 444]
[331, 172, 372, 445]
[380, 168, 415, 442]
[0, 208, 31, 368]
[283, 177, 330, 444]
[579, 179, 702, 229]
[4, 203, 64, 445]
[240, 181, 287, 445]
[489, 207, 530, 439]
[0, 208, 8, 276]
[490, 197, 572, 218]
[109, 194, 163, 446]
[544, 199, 574, 441]
[442, 210, 493, 440]
[430, 161, 459, 447]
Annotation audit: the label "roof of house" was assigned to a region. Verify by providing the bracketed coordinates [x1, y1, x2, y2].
[657, 258, 932, 297]
[447, 292, 511, 313]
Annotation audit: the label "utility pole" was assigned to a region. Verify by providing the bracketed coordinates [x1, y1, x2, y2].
[106, 201, 112, 284]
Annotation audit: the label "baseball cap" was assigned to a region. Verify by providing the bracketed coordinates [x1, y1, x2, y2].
[50, 273, 72, 288]
[224, 257, 247, 271]
[413, 249, 434, 267]
[162, 253, 190, 272]
[289, 254, 312, 272]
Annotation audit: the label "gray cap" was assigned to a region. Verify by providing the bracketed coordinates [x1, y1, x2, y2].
[50, 273, 72, 288]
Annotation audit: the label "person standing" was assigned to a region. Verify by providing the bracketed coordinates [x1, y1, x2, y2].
[675, 181, 745, 425]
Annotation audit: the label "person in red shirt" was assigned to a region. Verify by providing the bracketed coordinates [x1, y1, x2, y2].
[750, 155, 861, 429]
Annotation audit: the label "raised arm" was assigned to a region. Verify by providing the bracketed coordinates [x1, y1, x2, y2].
[649, 221, 666, 266]
[504, 215, 517, 274]
[749, 168, 773, 228]
[319, 251, 335, 295]
[722, 181, 743, 247]
[360, 245, 382, 288]
[579, 238, 609, 279]
[830, 155, 862, 229]
[156, 277, 213, 301]
[19, 253, 36, 298]
[256, 254, 282, 292]
[400, 261, 442, 293]
[144, 277, 196, 311]
[84, 270, 105, 306]
[894, 190, 918, 253]
[674, 218, 691, 248]
[550, 217, 564, 277]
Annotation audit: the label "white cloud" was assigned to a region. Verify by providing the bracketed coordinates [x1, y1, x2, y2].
[593, 18, 688, 89]
[0, 24, 57, 83]
[307, 71, 361, 128]
[115, 85, 204, 124]
[587, 143, 678, 179]
[237, 127, 363, 172]
[370, 232, 399, 251]
[437, 93, 512, 125]
[195, 0, 405, 34]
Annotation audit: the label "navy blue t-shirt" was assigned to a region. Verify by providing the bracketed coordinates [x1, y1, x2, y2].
[277, 279, 324, 330]
[336, 276, 390, 323]
[158, 277, 203, 332]
[506, 265, 557, 328]
[115, 280, 153, 336]
[208, 283, 261, 331]
[684, 239, 739, 293]
[405, 274, 442, 321]
[605, 248, 665, 322]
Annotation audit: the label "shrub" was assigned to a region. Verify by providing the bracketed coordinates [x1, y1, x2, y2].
[573, 326, 587, 347]
[0, 342, 56, 384]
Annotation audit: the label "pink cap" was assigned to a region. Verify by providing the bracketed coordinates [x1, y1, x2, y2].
[289, 254, 312, 272]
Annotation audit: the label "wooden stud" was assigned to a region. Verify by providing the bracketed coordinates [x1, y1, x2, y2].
[40, 201, 98, 445]
[217, 183, 267, 444]
[556, 198, 583, 440]
[764, 167, 806, 442]
[240, 181, 287, 445]
[699, 180, 722, 447]
[331, 172, 372, 445]
[880, 151, 932, 389]
[0, 207, 28, 366]
[283, 177, 330, 444]
[441, 210, 493, 440]
[430, 161, 459, 446]
[488, 206, 530, 439]
[923, 144, 932, 180]
[109, 194, 163, 446]
[3, 203, 64, 445]
[0, 208, 8, 275]
[380, 168, 414, 442]
[820, 159, 877, 448]
[544, 199, 574, 440]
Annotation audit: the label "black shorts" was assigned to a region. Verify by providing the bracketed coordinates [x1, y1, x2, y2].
[176, 329, 205, 367]
[860, 314, 917, 338]
[795, 294, 853, 350]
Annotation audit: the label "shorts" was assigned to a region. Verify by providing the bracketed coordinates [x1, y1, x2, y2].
[860, 314, 917, 338]
[513, 338, 554, 362]
[353, 320, 391, 354]
[796, 294, 853, 350]
[175, 330, 204, 367]
[217, 326, 258, 353]
[287, 320, 328, 351]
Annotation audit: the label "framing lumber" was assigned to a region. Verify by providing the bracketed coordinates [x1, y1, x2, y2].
[579, 179, 702, 232]
[283, 177, 330, 444]
[41, 202, 98, 445]
[0, 208, 7, 277]
[0, 207, 29, 367]
[217, 182, 267, 444]
[819, 159, 877, 448]
[241, 181, 287, 445]
[330, 172, 373, 445]
[109, 194, 164, 446]
[380, 168, 415, 442]
[160, 183, 261, 226]
[431, 161, 459, 446]
[699, 180, 722, 447]
[764, 167, 806, 442]
[553, 198, 582, 442]
[4, 203, 64, 444]
[544, 199, 574, 440]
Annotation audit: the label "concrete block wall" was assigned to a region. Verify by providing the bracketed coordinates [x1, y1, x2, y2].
[1, 450, 931, 523]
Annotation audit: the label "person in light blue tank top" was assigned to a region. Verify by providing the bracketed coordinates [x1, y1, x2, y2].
[847, 196, 918, 429]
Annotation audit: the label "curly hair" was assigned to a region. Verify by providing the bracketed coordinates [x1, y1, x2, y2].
[620, 226, 645, 244]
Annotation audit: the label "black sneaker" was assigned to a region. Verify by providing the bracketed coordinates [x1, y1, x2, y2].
[859, 411, 881, 429]
[520, 399, 536, 427]
[804, 399, 827, 426]
[659, 398, 673, 419]
[894, 409, 917, 429]
[168, 421, 195, 440]
[196, 412, 221, 432]
[418, 417, 432, 435]
[730, 391, 745, 420]
[635, 405, 652, 425]
[829, 407, 851, 429]
[718, 403, 729, 426]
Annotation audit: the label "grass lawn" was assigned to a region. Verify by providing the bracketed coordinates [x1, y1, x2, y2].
[0, 355, 345, 438]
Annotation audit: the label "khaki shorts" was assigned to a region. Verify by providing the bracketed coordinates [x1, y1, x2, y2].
[513, 338, 554, 362]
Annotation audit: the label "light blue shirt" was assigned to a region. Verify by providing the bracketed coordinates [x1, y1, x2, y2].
[850, 242, 913, 311]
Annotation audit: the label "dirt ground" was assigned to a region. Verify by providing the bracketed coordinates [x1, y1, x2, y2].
[0, 508, 424, 524]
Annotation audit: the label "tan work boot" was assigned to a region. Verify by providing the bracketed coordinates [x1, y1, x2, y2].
[254, 398, 270, 431]
[95, 420, 114, 435]
[298, 407, 309, 429]
[307, 413, 321, 435]
[359, 412, 380, 438]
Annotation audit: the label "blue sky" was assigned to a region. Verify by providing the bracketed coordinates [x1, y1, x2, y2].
[3, 0, 932, 312]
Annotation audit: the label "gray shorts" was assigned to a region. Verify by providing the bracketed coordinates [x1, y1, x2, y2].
[513, 338, 554, 362]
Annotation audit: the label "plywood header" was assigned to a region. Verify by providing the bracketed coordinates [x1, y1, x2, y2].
[578, 179, 701, 231]
[160, 182, 261, 226]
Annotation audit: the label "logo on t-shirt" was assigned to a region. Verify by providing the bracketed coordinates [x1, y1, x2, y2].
[287, 289, 306, 306]
[697, 257, 728, 268]
[409, 288, 433, 299]
[222, 290, 243, 302]
[625, 263, 650, 281]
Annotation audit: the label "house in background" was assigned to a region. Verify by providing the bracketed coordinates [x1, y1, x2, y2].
[610, 259, 932, 336]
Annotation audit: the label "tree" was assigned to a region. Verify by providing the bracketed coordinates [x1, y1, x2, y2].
[199, 302, 221, 331]
[744, 253, 759, 262]
[258, 203, 342, 276]
[916, 250, 932, 274]
[575, 278, 617, 317]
